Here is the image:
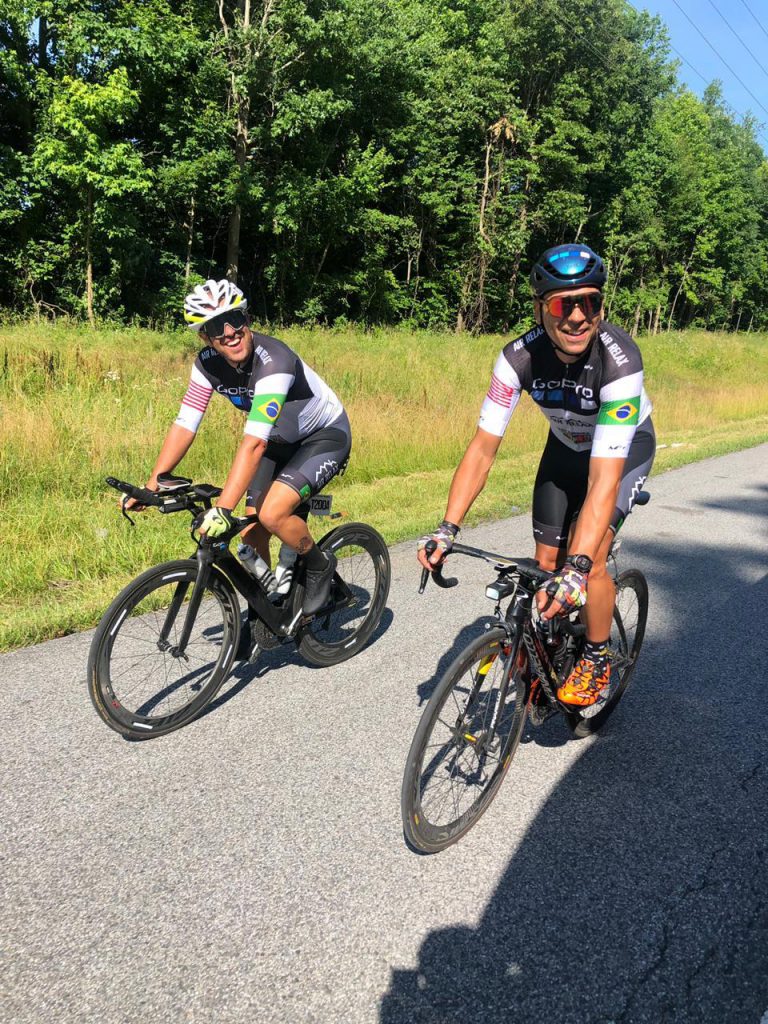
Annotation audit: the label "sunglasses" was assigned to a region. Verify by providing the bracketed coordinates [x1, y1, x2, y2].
[543, 292, 603, 320]
[203, 308, 249, 341]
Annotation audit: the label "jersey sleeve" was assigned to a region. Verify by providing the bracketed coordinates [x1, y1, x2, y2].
[477, 350, 523, 437]
[174, 363, 213, 434]
[243, 370, 294, 441]
[591, 368, 644, 459]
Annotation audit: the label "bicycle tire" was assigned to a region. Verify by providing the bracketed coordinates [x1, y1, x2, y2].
[569, 568, 649, 738]
[401, 628, 528, 854]
[296, 522, 391, 667]
[87, 559, 240, 739]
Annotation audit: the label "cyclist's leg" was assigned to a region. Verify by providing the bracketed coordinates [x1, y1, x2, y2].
[257, 414, 352, 550]
[243, 451, 280, 562]
[532, 432, 588, 570]
[578, 422, 656, 640]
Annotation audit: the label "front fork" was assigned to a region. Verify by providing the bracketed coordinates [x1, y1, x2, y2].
[456, 623, 519, 752]
[163, 543, 216, 658]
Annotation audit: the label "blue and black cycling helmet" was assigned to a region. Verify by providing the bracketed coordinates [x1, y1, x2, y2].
[530, 243, 607, 297]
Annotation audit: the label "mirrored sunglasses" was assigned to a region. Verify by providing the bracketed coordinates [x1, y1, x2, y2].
[544, 292, 602, 320]
[203, 308, 249, 340]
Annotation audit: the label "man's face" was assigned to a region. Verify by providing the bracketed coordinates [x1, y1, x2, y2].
[535, 287, 603, 360]
[204, 313, 254, 366]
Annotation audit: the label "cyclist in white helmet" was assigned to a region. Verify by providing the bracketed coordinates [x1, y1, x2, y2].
[128, 278, 351, 644]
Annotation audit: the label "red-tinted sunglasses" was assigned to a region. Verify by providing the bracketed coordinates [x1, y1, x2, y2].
[544, 292, 603, 320]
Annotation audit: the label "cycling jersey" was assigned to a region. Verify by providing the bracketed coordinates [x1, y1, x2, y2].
[478, 321, 652, 459]
[175, 332, 344, 444]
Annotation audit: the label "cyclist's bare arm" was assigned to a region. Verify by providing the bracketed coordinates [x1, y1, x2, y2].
[418, 428, 503, 570]
[124, 424, 196, 511]
[147, 424, 196, 488]
[217, 434, 267, 510]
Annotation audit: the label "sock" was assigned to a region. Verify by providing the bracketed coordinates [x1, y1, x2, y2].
[583, 639, 610, 668]
[303, 544, 328, 572]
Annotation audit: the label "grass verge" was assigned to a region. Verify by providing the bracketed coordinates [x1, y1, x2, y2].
[1, 323, 767, 650]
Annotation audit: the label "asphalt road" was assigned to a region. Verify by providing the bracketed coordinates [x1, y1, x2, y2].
[3, 445, 768, 1024]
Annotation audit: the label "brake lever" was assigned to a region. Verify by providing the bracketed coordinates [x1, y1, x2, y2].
[120, 494, 136, 527]
[418, 540, 459, 593]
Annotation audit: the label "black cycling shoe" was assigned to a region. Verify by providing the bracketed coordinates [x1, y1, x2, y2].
[302, 551, 337, 616]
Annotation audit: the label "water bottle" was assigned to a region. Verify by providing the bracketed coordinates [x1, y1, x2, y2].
[274, 543, 298, 596]
[237, 543, 277, 594]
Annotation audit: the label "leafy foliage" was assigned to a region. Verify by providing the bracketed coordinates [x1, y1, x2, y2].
[0, 0, 766, 330]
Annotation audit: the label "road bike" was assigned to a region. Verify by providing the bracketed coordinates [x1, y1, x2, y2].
[88, 474, 390, 740]
[401, 493, 649, 853]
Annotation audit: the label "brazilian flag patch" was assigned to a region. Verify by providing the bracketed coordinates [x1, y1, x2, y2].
[597, 398, 640, 426]
[247, 395, 284, 425]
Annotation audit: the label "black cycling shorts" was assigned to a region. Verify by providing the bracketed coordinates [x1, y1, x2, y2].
[245, 411, 352, 508]
[531, 420, 656, 550]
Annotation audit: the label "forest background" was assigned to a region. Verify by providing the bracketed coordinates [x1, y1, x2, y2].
[2, 0, 767, 334]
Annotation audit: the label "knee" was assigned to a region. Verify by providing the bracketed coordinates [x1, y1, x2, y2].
[257, 503, 286, 535]
[588, 559, 610, 583]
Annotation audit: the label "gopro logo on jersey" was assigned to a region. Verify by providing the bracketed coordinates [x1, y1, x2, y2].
[532, 378, 594, 399]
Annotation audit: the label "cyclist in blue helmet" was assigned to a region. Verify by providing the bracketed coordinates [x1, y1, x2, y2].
[418, 243, 656, 708]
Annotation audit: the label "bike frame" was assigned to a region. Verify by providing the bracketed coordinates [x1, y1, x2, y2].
[173, 535, 355, 658]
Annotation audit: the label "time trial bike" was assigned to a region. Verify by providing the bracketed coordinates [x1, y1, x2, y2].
[88, 474, 390, 740]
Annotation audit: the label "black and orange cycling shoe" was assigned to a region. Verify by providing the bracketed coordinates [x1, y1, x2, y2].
[557, 657, 610, 707]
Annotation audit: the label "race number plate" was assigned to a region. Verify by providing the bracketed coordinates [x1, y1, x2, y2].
[309, 494, 333, 516]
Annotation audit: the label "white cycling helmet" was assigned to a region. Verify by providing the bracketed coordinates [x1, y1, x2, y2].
[183, 278, 248, 331]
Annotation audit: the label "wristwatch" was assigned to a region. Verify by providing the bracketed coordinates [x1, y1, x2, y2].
[567, 553, 593, 574]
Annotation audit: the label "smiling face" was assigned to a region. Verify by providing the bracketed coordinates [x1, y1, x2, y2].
[204, 317, 254, 367]
[534, 286, 604, 362]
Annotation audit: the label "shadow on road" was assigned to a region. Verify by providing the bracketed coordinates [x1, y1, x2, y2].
[200, 606, 397, 719]
[381, 530, 768, 1023]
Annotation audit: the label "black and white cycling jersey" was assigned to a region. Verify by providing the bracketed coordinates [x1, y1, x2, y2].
[175, 332, 344, 444]
[478, 321, 653, 460]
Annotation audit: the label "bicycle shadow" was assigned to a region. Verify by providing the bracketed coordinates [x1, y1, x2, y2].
[200, 606, 396, 719]
[381, 534, 768, 1023]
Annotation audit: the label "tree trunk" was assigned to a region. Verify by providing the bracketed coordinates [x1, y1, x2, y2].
[38, 17, 49, 69]
[85, 186, 95, 326]
[184, 196, 196, 283]
[223, 2, 256, 284]
[631, 273, 644, 337]
[667, 236, 697, 332]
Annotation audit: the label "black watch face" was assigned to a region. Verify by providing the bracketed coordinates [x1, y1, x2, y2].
[571, 555, 592, 573]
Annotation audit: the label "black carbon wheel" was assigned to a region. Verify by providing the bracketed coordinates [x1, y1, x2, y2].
[87, 560, 240, 739]
[296, 523, 391, 667]
[401, 628, 528, 854]
[568, 568, 649, 738]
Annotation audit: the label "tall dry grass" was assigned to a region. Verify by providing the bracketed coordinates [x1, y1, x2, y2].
[1, 322, 767, 649]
